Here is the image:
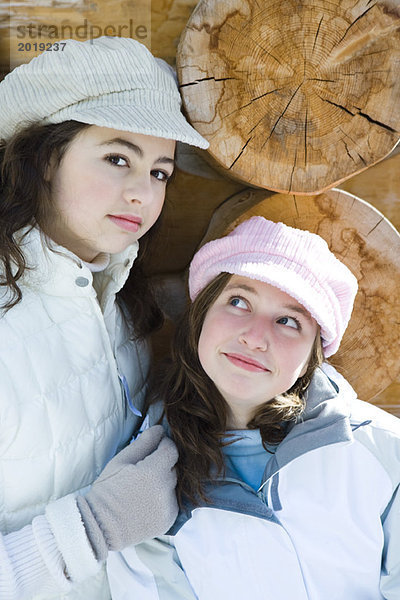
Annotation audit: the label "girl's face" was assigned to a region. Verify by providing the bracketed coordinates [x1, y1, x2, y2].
[45, 125, 175, 261]
[198, 274, 318, 429]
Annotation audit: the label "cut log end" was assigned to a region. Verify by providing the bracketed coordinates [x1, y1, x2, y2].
[178, 0, 400, 193]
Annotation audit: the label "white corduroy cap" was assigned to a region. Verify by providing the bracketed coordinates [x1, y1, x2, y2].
[0, 36, 208, 148]
[189, 217, 358, 357]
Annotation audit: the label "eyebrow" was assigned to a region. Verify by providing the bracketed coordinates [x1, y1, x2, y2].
[224, 283, 313, 321]
[282, 304, 313, 322]
[224, 283, 258, 294]
[100, 137, 175, 166]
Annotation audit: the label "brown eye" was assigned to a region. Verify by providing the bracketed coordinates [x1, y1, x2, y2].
[151, 169, 170, 182]
[106, 154, 128, 167]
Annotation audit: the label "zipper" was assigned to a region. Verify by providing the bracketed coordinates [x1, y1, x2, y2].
[88, 296, 127, 419]
[118, 371, 142, 419]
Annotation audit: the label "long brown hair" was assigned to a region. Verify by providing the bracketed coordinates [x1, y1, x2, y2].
[0, 120, 163, 338]
[153, 273, 324, 506]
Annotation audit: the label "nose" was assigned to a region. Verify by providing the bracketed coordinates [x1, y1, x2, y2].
[238, 322, 269, 351]
[122, 173, 154, 206]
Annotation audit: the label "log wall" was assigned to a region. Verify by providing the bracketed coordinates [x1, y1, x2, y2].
[0, 0, 399, 415]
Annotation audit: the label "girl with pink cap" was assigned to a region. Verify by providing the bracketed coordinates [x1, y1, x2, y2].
[108, 216, 400, 599]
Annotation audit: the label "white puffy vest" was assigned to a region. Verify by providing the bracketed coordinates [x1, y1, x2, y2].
[0, 228, 150, 598]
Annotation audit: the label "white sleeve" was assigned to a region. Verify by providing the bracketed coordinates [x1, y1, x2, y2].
[380, 485, 400, 599]
[0, 494, 100, 599]
[107, 537, 196, 600]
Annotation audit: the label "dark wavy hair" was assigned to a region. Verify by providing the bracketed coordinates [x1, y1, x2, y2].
[0, 120, 163, 338]
[151, 272, 324, 506]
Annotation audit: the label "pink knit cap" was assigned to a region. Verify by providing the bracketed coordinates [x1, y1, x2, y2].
[189, 217, 358, 357]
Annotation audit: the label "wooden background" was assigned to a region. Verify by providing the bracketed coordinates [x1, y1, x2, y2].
[0, 0, 399, 414]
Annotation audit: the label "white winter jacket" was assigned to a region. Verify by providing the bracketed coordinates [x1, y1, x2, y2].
[0, 227, 149, 599]
[108, 367, 400, 600]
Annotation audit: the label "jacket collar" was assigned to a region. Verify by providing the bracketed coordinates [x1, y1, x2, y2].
[17, 226, 138, 302]
[263, 366, 355, 479]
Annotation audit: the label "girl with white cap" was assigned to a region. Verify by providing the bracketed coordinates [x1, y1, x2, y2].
[108, 217, 400, 599]
[0, 37, 208, 599]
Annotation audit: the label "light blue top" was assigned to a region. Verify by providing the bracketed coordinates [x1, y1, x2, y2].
[222, 429, 275, 491]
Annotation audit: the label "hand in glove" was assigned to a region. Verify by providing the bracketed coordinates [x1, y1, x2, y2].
[76, 425, 178, 561]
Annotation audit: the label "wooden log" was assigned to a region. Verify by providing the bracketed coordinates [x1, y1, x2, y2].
[339, 151, 400, 233]
[177, 0, 400, 194]
[146, 167, 246, 275]
[151, 0, 199, 62]
[199, 188, 400, 405]
[146, 135, 400, 277]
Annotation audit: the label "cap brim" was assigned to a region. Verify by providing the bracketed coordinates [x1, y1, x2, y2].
[46, 104, 209, 149]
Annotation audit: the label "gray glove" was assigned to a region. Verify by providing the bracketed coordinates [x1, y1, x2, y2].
[76, 425, 178, 560]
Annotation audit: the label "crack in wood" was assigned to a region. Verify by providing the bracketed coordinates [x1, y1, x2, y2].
[179, 76, 236, 88]
[356, 48, 387, 58]
[288, 149, 297, 192]
[312, 16, 324, 54]
[357, 152, 367, 165]
[367, 217, 384, 236]
[358, 111, 398, 133]
[261, 82, 303, 150]
[340, 70, 389, 76]
[229, 137, 252, 169]
[339, 128, 360, 151]
[189, 10, 242, 35]
[320, 97, 397, 133]
[223, 87, 284, 118]
[304, 107, 308, 167]
[342, 139, 356, 162]
[308, 78, 336, 83]
[320, 97, 355, 116]
[250, 38, 283, 67]
[336, 4, 376, 46]
[247, 112, 269, 135]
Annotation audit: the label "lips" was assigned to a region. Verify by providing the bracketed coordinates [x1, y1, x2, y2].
[223, 353, 270, 373]
[108, 214, 142, 233]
